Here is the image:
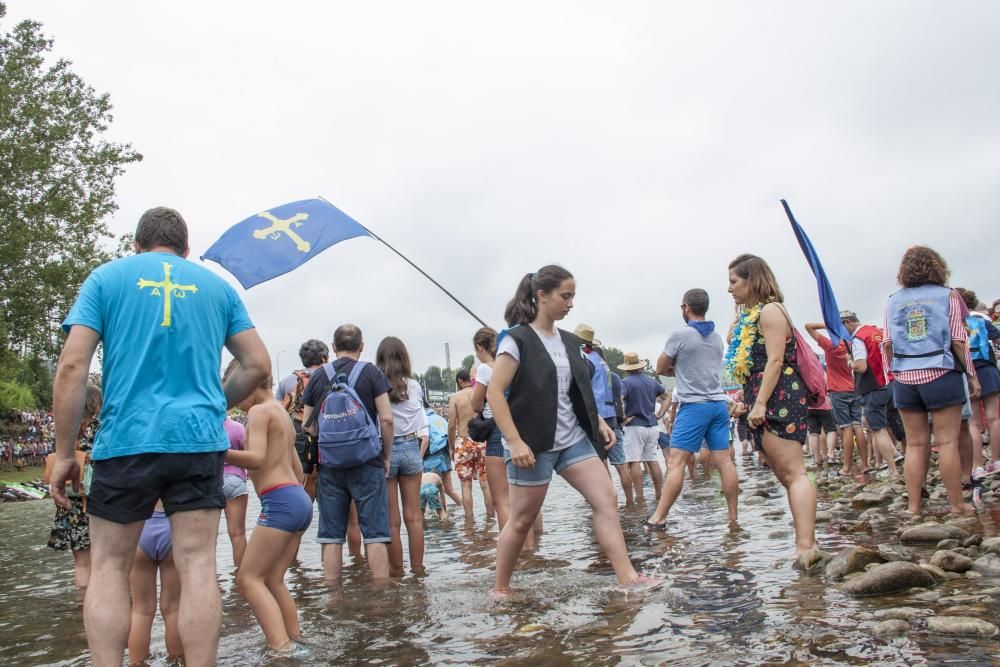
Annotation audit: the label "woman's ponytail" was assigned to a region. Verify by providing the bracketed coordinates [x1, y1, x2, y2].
[504, 273, 537, 326]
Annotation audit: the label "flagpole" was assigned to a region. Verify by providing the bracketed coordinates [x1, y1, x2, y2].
[318, 198, 489, 327]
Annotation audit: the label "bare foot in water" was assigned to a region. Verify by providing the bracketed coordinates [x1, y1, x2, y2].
[948, 503, 977, 516]
[490, 587, 514, 602]
[621, 575, 665, 593]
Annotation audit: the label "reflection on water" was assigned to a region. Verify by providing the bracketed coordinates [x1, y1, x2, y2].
[3, 458, 1000, 665]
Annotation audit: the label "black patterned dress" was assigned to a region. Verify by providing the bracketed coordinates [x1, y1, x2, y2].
[743, 328, 809, 450]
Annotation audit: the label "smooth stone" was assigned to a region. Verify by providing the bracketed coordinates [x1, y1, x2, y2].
[852, 492, 887, 509]
[825, 546, 885, 579]
[815, 511, 834, 523]
[878, 544, 915, 563]
[946, 516, 980, 528]
[936, 539, 961, 550]
[943, 604, 988, 615]
[874, 607, 927, 621]
[919, 563, 948, 581]
[954, 547, 978, 558]
[749, 489, 769, 498]
[900, 523, 969, 544]
[972, 553, 1000, 577]
[858, 508, 881, 521]
[839, 521, 872, 534]
[926, 616, 998, 637]
[930, 550, 975, 573]
[980, 537, 1000, 555]
[963, 535, 983, 548]
[767, 530, 790, 540]
[911, 591, 942, 602]
[870, 619, 910, 637]
[938, 594, 989, 604]
[743, 495, 765, 506]
[965, 571, 983, 579]
[842, 562, 937, 596]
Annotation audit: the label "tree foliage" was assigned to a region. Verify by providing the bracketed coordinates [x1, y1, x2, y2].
[0, 3, 141, 363]
[461, 355, 475, 372]
[422, 365, 445, 391]
[604, 346, 625, 378]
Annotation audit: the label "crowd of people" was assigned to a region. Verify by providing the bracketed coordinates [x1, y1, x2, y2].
[1, 410, 55, 468]
[42, 206, 1000, 666]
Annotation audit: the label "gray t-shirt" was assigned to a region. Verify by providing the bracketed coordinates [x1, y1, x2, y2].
[664, 325, 726, 403]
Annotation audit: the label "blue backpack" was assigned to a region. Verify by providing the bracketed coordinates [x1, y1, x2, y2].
[425, 408, 449, 455]
[317, 361, 382, 468]
[967, 315, 991, 363]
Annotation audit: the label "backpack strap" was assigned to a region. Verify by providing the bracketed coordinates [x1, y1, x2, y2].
[346, 360, 367, 389]
[322, 362, 337, 384]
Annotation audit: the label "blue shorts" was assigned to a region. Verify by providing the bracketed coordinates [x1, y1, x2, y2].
[892, 372, 964, 413]
[317, 464, 390, 544]
[258, 483, 313, 533]
[976, 363, 1000, 397]
[138, 510, 172, 561]
[670, 401, 730, 453]
[829, 391, 861, 428]
[505, 437, 598, 487]
[389, 438, 422, 478]
[485, 426, 504, 458]
[607, 426, 626, 465]
[419, 482, 441, 511]
[422, 450, 451, 474]
[658, 432, 671, 448]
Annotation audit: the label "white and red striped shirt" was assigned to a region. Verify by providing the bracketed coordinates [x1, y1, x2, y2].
[882, 290, 974, 385]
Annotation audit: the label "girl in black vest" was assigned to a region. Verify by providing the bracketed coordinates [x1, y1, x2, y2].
[486, 265, 661, 598]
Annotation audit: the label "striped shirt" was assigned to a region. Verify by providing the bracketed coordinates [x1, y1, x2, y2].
[882, 290, 974, 385]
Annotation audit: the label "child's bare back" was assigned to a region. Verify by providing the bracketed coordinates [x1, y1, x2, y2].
[243, 399, 302, 492]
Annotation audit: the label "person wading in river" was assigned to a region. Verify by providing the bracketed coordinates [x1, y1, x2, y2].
[646, 289, 739, 529]
[487, 265, 662, 597]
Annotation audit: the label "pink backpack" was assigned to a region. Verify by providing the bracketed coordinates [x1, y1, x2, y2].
[775, 304, 829, 410]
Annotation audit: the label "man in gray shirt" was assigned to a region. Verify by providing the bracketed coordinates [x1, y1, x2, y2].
[645, 288, 739, 530]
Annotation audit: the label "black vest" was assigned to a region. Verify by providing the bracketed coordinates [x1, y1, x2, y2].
[506, 325, 604, 458]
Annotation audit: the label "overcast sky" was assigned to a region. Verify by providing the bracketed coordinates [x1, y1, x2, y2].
[9, 1, 1000, 379]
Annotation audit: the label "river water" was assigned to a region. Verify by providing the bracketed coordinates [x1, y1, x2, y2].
[2, 458, 1000, 666]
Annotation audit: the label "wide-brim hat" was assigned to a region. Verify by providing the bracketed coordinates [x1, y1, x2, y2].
[573, 323, 602, 348]
[618, 352, 646, 371]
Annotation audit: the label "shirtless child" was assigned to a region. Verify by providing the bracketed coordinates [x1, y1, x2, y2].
[224, 361, 312, 657]
[419, 472, 448, 521]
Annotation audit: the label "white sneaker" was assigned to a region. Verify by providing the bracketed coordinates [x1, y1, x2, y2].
[973, 466, 987, 480]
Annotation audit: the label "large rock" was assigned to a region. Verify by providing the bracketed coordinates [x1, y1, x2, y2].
[874, 607, 927, 621]
[980, 537, 1000, 555]
[852, 492, 887, 509]
[825, 546, 885, 579]
[878, 544, 915, 562]
[870, 619, 910, 637]
[972, 553, 1000, 577]
[900, 523, 969, 544]
[919, 563, 948, 581]
[926, 616, 998, 637]
[930, 550, 975, 573]
[842, 562, 936, 596]
[936, 539, 961, 550]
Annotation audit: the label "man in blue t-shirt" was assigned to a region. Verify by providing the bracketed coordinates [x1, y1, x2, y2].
[646, 288, 739, 531]
[619, 352, 666, 503]
[49, 207, 270, 666]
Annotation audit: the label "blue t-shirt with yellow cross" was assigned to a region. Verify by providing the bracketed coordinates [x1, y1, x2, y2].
[62, 252, 254, 460]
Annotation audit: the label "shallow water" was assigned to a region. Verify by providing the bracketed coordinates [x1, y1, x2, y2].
[3, 458, 1000, 666]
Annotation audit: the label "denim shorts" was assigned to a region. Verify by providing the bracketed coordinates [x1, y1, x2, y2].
[505, 437, 598, 487]
[485, 426, 504, 458]
[670, 401, 730, 453]
[829, 390, 861, 428]
[606, 426, 626, 465]
[257, 483, 313, 533]
[422, 450, 451, 474]
[658, 431, 671, 448]
[806, 408, 837, 435]
[893, 372, 964, 413]
[316, 464, 390, 544]
[222, 473, 248, 500]
[862, 384, 893, 429]
[976, 363, 1000, 397]
[389, 438, 422, 478]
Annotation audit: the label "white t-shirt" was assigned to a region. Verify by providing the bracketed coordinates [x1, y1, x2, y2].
[390, 378, 429, 437]
[497, 327, 588, 451]
[475, 362, 494, 419]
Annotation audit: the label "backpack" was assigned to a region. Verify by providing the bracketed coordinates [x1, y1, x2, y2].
[775, 304, 829, 410]
[315, 361, 382, 468]
[286, 369, 310, 423]
[967, 315, 991, 363]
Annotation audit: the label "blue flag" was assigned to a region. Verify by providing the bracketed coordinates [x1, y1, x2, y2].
[201, 198, 371, 288]
[781, 199, 853, 347]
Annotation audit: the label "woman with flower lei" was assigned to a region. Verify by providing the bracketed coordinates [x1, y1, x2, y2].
[727, 254, 819, 562]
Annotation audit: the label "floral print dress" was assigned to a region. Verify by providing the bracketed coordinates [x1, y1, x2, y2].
[743, 329, 809, 450]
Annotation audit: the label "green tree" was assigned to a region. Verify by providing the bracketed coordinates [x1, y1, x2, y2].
[604, 346, 625, 378]
[422, 365, 445, 391]
[0, 3, 141, 364]
[461, 355, 475, 372]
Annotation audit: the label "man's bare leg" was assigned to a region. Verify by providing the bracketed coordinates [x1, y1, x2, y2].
[84, 515, 144, 667]
[169, 508, 223, 667]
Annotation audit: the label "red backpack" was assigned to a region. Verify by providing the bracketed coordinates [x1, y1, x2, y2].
[775, 304, 829, 409]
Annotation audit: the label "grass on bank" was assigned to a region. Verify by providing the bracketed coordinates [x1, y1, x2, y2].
[0, 466, 46, 486]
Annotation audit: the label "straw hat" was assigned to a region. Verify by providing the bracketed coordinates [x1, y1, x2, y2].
[618, 352, 646, 371]
[573, 323, 602, 348]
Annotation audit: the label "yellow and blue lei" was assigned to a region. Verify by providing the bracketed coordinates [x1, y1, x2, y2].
[724, 303, 764, 385]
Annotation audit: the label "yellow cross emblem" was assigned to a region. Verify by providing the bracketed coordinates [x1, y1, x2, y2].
[252, 211, 311, 253]
[136, 262, 198, 327]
